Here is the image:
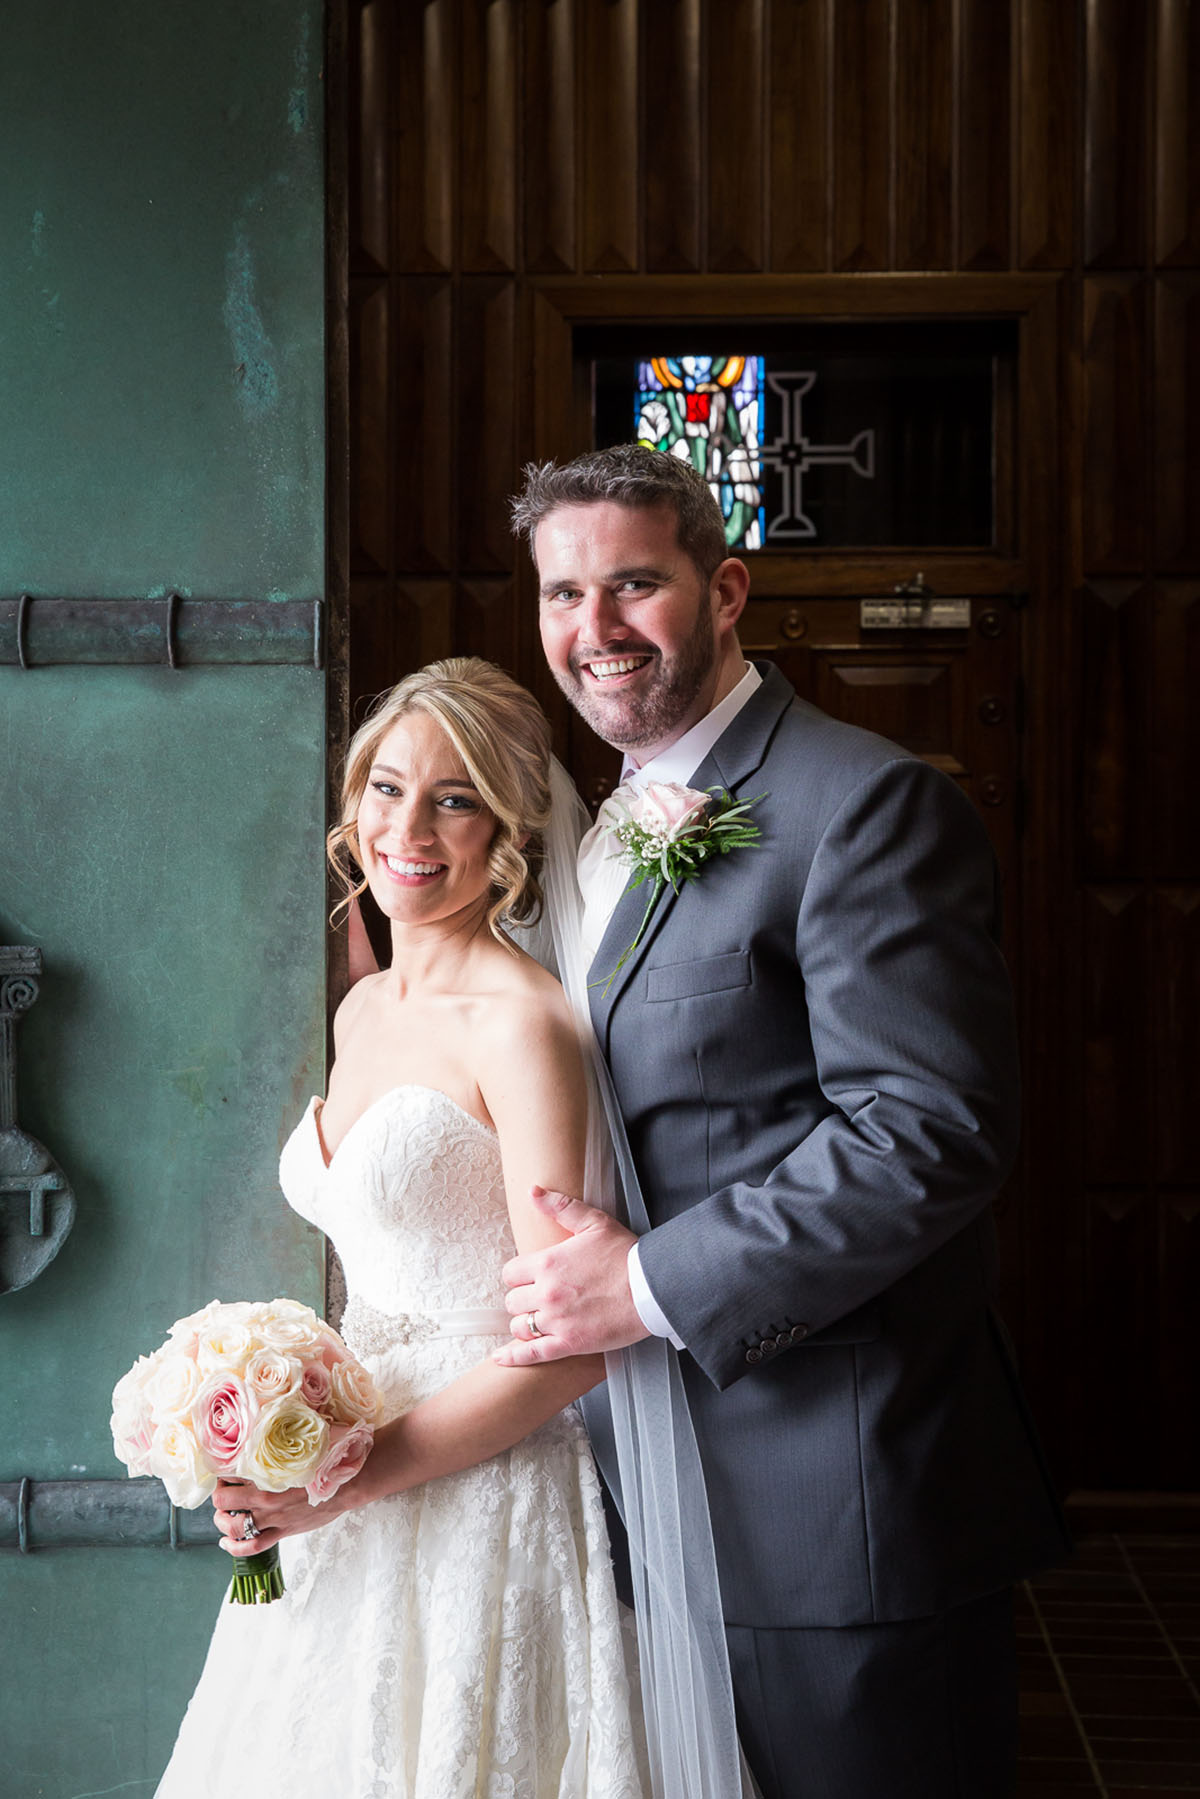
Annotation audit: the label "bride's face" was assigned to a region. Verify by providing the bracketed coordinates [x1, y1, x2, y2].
[356, 711, 498, 930]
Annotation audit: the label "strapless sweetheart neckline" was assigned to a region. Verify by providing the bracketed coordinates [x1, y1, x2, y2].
[311, 1082, 497, 1169]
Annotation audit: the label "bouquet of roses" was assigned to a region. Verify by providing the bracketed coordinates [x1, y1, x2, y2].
[111, 1297, 381, 1604]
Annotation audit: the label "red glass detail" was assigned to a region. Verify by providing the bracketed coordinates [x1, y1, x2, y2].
[685, 392, 711, 423]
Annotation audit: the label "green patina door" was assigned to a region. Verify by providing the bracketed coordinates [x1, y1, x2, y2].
[1, 6, 330, 1791]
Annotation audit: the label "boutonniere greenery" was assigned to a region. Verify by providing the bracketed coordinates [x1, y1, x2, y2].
[594, 780, 765, 995]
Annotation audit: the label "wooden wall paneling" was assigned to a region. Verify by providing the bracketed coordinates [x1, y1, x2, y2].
[390, 578, 455, 676]
[892, 0, 954, 269]
[706, 0, 765, 272]
[1082, 1188, 1154, 1484]
[393, 0, 455, 271]
[457, 577, 520, 670]
[1016, 0, 1077, 268]
[1153, 583, 1200, 878]
[1154, 276, 1200, 569]
[348, 577, 396, 718]
[643, 0, 703, 272]
[522, 0, 578, 273]
[955, 0, 1013, 270]
[1082, 887, 1152, 1184]
[351, 0, 391, 273]
[349, 278, 391, 573]
[1159, 1191, 1200, 1485]
[830, 0, 892, 269]
[811, 653, 968, 775]
[580, 0, 639, 271]
[1083, 0, 1150, 269]
[1079, 580, 1151, 879]
[393, 278, 453, 573]
[457, 279, 518, 572]
[1082, 276, 1149, 573]
[459, 0, 518, 273]
[1155, 0, 1200, 267]
[1154, 889, 1200, 1184]
[768, 0, 831, 271]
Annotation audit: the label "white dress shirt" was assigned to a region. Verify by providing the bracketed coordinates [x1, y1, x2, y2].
[574, 663, 763, 1348]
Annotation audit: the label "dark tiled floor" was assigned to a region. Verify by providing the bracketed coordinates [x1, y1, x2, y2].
[1018, 1537, 1200, 1795]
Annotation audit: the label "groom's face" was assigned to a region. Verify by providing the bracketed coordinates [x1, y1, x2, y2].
[535, 500, 721, 762]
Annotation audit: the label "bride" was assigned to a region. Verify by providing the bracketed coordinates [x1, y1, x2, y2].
[156, 658, 647, 1796]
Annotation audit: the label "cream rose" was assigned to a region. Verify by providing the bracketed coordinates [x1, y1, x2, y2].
[147, 1419, 218, 1509]
[244, 1345, 303, 1402]
[241, 1397, 329, 1491]
[328, 1358, 380, 1426]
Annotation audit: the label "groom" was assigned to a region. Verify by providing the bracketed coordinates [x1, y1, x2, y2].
[498, 445, 1069, 1799]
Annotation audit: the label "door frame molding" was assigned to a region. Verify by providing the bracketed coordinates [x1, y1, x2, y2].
[523, 270, 1070, 1438]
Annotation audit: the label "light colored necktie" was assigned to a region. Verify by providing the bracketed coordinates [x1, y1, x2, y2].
[576, 788, 635, 967]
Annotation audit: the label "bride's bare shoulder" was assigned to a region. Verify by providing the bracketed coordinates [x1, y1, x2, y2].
[332, 970, 389, 1045]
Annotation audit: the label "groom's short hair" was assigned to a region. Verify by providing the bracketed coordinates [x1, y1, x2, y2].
[510, 445, 728, 584]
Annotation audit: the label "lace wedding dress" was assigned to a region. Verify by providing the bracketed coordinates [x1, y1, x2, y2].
[156, 1085, 646, 1799]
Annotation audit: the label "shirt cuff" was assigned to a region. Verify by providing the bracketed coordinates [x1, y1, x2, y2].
[627, 1241, 686, 1350]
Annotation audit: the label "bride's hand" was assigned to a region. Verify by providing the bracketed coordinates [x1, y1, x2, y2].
[212, 1478, 346, 1556]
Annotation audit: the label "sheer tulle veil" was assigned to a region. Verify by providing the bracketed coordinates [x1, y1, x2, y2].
[515, 756, 758, 1799]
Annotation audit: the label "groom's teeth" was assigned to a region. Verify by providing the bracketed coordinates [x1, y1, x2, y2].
[384, 857, 441, 875]
[589, 657, 650, 679]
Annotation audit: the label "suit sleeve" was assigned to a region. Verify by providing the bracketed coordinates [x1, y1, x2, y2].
[634, 756, 1021, 1390]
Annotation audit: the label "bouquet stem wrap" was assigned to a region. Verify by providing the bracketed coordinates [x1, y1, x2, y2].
[228, 1545, 285, 1605]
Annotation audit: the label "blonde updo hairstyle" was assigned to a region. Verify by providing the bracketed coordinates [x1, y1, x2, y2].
[327, 657, 553, 944]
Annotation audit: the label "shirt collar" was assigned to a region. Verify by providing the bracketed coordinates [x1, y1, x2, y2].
[620, 661, 763, 790]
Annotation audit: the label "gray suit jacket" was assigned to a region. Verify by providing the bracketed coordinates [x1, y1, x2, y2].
[582, 663, 1069, 1629]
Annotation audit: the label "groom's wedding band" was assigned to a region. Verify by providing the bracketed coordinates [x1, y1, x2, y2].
[241, 1513, 261, 1541]
[526, 1311, 543, 1338]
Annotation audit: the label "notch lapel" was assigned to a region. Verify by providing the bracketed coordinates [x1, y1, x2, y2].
[587, 662, 796, 1048]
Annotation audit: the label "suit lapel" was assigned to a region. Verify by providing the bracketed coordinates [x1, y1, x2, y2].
[587, 662, 796, 1047]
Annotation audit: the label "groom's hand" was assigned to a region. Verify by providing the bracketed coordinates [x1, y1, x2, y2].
[494, 1186, 650, 1364]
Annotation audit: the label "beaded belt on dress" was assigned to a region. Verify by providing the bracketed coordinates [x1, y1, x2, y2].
[341, 1294, 511, 1355]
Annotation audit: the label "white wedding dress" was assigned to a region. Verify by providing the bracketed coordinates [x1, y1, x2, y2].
[156, 1084, 647, 1799]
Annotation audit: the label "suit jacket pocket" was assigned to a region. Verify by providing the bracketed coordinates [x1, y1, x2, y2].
[645, 950, 751, 1003]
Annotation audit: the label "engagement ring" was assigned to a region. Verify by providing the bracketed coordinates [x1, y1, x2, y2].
[241, 1513, 261, 1541]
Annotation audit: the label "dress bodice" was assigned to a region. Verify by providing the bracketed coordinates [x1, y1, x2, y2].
[279, 1085, 513, 1320]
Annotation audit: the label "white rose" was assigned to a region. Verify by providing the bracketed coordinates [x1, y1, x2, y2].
[145, 1352, 203, 1423]
[147, 1419, 218, 1509]
[249, 1298, 325, 1359]
[239, 1397, 329, 1492]
[195, 1318, 255, 1376]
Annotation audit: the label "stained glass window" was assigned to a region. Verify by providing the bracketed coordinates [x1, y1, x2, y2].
[591, 322, 1011, 551]
[634, 356, 765, 550]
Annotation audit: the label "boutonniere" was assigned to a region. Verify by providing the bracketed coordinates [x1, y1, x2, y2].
[594, 781, 765, 995]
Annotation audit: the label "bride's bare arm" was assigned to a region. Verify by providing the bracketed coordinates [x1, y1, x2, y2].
[214, 988, 604, 1551]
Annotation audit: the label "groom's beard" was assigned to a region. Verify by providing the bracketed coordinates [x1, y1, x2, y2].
[557, 600, 716, 756]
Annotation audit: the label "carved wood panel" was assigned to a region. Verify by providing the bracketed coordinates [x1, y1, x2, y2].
[339, 0, 1199, 1503]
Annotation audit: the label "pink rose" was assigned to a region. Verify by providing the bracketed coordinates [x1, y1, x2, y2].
[305, 1420, 373, 1506]
[626, 782, 710, 841]
[194, 1374, 258, 1471]
[300, 1358, 332, 1409]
